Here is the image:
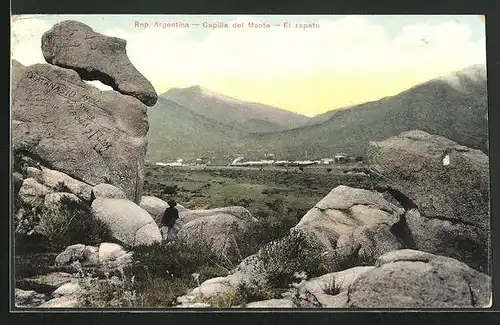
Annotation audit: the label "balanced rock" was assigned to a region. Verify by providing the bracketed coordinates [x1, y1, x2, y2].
[12, 61, 149, 203]
[347, 249, 491, 308]
[41, 20, 157, 106]
[366, 130, 490, 272]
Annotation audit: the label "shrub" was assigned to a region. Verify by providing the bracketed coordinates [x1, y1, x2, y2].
[197, 265, 230, 283]
[258, 229, 330, 289]
[236, 279, 281, 303]
[127, 239, 227, 284]
[17, 196, 114, 253]
[200, 288, 246, 308]
[79, 272, 137, 308]
[162, 185, 178, 195]
[54, 181, 72, 193]
[239, 205, 308, 258]
[321, 277, 342, 296]
[135, 276, 194, 307]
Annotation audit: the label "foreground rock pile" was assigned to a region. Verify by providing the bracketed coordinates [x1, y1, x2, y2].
[175, 131, 491, 309]
[15, 242, 133, 308]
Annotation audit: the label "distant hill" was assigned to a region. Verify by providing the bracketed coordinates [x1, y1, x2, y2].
[162, 85, 310, 132]
[146, 97, 246, 163]
[244, 64, 488, 159]
[147, 65, 488, 163]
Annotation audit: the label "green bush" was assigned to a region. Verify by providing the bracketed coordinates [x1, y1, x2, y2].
[258, 229, 330, 289]
[236, 279, 281, 303]
[127, 239, 227, 283]
[16, 195, 115, 253]
[119, 239, 230, 308]
[239, 205, 308, 258]
[135, 276, 194, 308]
[162, 185, 178, 195]
[200, 288, 246, 308]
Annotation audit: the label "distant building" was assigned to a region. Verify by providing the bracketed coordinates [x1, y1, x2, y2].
[334, 153, 349, 163]
[321, 158, 335, 165]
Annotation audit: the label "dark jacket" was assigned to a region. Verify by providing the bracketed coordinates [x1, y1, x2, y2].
[162, 206, 179, 228]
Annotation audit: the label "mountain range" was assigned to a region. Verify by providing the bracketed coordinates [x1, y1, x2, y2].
[146, 64, 488, 163]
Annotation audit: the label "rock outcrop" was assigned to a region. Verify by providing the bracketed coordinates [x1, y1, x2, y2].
[366, 130, 490, 273]
[55, 244, 99, 266]
[347, 249, 491, 308]
[27, 166, 93, 202]
[12, 60, 149, 203]
[294, 185, 405, 266]
[54, 242, 133, 271]
[15, 289, 47, 308]
[293, 266, 374, 308]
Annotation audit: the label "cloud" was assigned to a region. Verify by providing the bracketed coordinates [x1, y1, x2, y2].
[11, 15, 486, 115]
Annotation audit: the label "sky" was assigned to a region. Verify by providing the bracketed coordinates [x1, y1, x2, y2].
[11, 14, 486, 116]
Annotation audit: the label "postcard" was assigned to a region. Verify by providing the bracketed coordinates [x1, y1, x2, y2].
[10, 14, 491, 310]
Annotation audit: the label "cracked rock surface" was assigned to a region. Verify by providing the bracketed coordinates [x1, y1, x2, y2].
[12, 60, 149, 203]
[366, 130, 490, 273]
[347, 249, 491, 308]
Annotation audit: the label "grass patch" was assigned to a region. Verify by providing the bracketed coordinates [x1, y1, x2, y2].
[135, 277, 195, 308]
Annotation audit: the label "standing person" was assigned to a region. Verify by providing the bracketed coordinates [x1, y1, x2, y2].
[161, 199, 179, 240]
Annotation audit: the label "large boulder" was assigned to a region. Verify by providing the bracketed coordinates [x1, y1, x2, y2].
[55, 244, 99, 266]
[12, 61, 149, 203]
[139, 195, 188, 225]
[293, 185, 405, 267]
[347, 249, 491, 308]
[41, 20, 157, 106]
[91, 183, 127, 200]
[366, 130, 490, 272]
[91, 199, 161, 247]
[139, 195, 168, 217]
[175, 206, 259, 260]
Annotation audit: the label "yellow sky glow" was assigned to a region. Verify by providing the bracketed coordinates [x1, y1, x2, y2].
[11, 15, 486, 117]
